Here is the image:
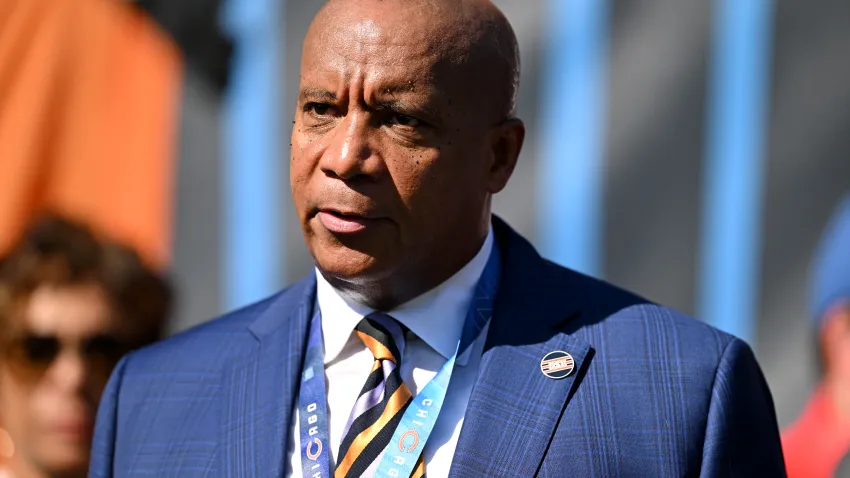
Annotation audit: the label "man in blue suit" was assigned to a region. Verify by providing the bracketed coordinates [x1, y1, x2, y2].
[91, 0, 786, 476]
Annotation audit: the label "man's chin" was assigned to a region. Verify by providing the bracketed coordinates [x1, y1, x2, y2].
[312, 245, 398, 286]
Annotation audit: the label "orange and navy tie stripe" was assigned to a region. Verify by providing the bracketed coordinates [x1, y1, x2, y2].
[334, 313, 425, 478]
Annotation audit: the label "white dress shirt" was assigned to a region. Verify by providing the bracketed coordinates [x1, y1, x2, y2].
[285, 227, 494, 478]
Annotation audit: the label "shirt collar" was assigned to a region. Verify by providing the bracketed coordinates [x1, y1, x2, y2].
[316, 225, 494, 366]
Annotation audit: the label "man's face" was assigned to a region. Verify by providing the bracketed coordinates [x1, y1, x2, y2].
[291, 5, 512, 292]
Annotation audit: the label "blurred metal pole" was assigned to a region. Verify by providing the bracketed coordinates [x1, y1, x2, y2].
[699, 0, 773, 344]
[536, 0, 610, 278]
[220, 0, 284, 310]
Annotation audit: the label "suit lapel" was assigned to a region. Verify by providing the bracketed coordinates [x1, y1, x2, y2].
[451, 218, 595, 476]
[220, 275, 316, 477]
[452, 330, 592, 476]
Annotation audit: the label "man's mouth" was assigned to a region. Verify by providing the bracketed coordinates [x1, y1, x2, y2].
[316, 209, 374, 234]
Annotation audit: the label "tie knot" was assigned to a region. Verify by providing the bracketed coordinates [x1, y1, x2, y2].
[355, 313, 406, 363]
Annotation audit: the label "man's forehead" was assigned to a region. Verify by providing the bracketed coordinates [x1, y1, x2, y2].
[300, 50, 439, 86]
[348, 18, 386, 44]
[314, 0, 455, 36]
[300, 18, 454, 100]
[303, 13, 441, 68]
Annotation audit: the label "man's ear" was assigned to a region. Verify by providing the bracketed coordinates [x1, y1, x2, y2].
[486, 118, 525, 194]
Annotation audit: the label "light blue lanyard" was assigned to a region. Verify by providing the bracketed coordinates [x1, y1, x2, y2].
[376, 241, 500, 477]
[298, 240, 500, 478]
[298, 309, 332, 478]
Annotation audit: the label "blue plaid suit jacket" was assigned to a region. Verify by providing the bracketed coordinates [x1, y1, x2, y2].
[90, 218, 786, 477]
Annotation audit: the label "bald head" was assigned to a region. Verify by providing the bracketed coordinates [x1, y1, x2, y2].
[308, 0, 520, 119]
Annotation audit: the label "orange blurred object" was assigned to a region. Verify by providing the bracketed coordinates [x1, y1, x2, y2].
[0, 0, 181, 269]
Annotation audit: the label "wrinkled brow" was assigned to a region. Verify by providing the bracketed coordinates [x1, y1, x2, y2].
[298, 87, 337, 104]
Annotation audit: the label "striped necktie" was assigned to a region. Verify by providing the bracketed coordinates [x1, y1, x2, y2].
[334, 313, 426, 478]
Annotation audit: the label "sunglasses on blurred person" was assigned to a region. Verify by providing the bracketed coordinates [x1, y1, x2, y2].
[2, 331, 130, 385]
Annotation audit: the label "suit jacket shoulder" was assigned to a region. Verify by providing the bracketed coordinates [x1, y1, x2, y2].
[123, 276, 313, 375]
[454, 217, 785, 477]
[90, 275, 317, 477]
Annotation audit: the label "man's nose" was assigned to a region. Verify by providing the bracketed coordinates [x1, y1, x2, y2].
[319, 112, 383, 181]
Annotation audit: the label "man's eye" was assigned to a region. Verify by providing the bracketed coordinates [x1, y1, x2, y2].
[306, 103, 334, 116]
[388, 114, 420, 128]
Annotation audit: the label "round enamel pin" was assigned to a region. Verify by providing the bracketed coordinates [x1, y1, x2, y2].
[540, 350, 575, 379]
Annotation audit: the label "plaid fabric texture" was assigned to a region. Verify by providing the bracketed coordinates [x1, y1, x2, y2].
[90, 218, 785, 477]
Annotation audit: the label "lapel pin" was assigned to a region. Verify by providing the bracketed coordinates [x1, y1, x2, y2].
[540, 350, 575, 379]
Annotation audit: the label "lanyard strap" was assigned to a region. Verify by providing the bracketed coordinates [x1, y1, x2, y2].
[299, 309, 333, 478]
[298, 240, 500, 478]
[375, 244, 500, 477]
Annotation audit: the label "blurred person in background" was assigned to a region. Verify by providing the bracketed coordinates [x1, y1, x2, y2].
[783, 194, 850, 478]
[0, 215, 172, 478]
